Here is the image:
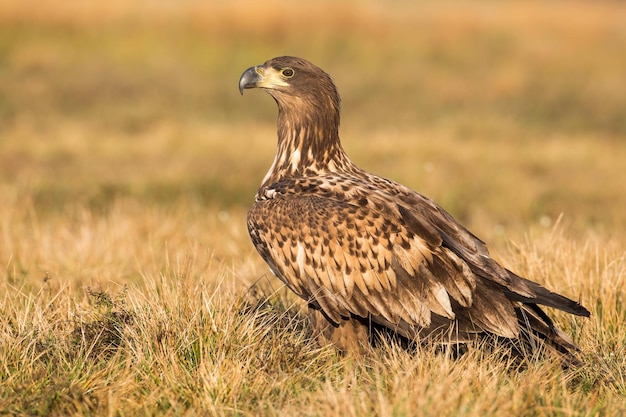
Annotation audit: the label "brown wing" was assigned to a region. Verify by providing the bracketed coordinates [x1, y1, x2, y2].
[357, 174, 590, 318]
[248, 189, 525, 340]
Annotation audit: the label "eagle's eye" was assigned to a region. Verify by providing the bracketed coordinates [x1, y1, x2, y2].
[281, 68, 294, 78]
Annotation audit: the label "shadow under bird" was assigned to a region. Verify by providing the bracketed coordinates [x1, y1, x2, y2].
[239, 56, 589, 361]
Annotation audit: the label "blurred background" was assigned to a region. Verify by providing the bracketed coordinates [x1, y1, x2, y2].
[1, 0, 625, 236]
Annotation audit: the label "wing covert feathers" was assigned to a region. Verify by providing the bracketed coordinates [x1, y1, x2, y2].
[248, 177, 588, 349]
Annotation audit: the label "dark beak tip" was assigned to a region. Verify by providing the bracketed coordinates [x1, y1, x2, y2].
[239, 66, 260, 96]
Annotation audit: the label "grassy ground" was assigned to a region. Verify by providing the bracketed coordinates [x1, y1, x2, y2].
[1, 1, 625, 415]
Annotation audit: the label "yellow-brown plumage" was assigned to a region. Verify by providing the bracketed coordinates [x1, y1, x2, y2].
[239, 56, 589, 358]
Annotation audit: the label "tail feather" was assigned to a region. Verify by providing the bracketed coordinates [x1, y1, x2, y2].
[506, 270, 590, 317]
[515, 303, 583, 365]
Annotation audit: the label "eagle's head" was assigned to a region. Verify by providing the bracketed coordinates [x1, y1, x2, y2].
[239, 56, 340, 115]
[238, 56, 350, 180]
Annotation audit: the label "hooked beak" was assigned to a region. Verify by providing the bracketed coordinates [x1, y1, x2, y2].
[239, 66, 263, 95]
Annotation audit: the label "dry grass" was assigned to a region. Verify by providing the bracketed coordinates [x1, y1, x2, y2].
[1, 198, 624, 415]
[1, 1, 625, 415]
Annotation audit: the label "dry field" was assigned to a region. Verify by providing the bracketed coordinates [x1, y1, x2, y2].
[1, 1, 625, 415]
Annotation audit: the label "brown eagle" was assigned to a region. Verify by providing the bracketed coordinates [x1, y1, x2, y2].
[239, 56, 589, 358]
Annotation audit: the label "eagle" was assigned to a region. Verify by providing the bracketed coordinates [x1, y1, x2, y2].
[239, 56, 589, 359]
